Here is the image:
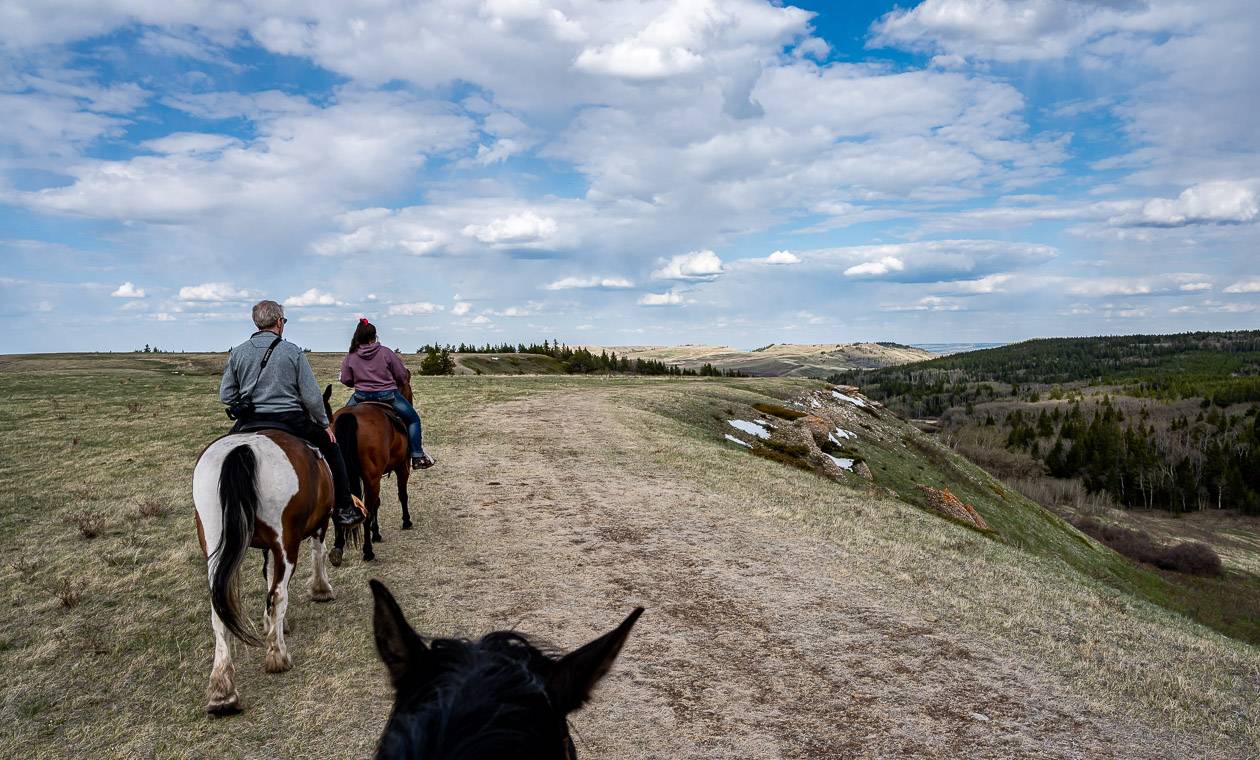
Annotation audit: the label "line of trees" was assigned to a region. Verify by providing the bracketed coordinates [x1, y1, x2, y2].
[1002, 399, 1260, 514]
[418, 340, 746, 377]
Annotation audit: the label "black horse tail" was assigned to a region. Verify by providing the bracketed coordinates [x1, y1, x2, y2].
[211, 444, 262, 646]
[335, 413, 362, 498]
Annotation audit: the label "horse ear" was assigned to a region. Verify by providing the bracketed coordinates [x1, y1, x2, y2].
[323, 384, 332, 402]
[547, 608, 643, 714]
[370, 580, 428, 688]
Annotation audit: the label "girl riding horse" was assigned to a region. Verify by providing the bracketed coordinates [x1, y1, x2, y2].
[340, 318, 434, 470]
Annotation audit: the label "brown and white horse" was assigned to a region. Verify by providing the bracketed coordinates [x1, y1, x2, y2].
[192, 429, 340, 715]
[327, 380, 415, 565]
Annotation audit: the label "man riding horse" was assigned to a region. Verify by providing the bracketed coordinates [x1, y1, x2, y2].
[219, 299, 363, 530]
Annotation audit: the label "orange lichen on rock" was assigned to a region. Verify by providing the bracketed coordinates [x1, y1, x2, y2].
[915, 485, 990, 531]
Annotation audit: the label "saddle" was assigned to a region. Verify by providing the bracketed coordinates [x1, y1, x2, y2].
[356, 401, 409, 437]
[230, 418, 324, 458]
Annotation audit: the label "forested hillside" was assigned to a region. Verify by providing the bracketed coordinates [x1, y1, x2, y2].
[837, 332, 1260, 516]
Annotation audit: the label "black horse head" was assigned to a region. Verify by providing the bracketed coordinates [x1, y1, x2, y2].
[370, 580, 642, 760]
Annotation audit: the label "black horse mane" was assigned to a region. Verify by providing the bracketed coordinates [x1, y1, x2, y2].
[377, 631, 569, 760]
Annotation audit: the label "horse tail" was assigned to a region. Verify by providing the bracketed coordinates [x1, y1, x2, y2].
[335, 413, 362, 498]
[211, 444, 262, 647]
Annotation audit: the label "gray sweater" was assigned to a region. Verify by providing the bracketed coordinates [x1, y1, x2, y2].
[220, 331, 329, 427]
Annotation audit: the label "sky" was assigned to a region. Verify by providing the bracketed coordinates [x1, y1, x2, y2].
[1, 0, 1257, 353]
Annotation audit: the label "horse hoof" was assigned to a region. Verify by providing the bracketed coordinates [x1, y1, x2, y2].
[206, 694, 243, 716]
[372, 534, 383, 543]
[311, 588, 335, 603]
[401, 521, 413, 530]
[328, 548, 343, 567]
[363, 551, 376, 562]
[264, 650, 292, 674]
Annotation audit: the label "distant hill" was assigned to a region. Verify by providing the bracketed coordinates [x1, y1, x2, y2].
[601, 342, 934, 377]
[841, 330, 1260, 411]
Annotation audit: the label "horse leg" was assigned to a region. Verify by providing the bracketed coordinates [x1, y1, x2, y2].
[398, 465, 412, 530]
[363, 473, 382, 561]
[308, 533, 334, 602]
[369, 472, 383, 544]
[206, 606, 241, 715]
[263, 546, 294, 673]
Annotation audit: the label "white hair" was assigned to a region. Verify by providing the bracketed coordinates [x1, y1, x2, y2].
[252, 300, 285, 330]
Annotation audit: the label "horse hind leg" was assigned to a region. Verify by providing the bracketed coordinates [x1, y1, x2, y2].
[263, 548, 294, 673]
[363, 474, 382, 561]
[206, 606, 242, 715]
[398, 465, 412, 530]
[308, 534, 334, 602]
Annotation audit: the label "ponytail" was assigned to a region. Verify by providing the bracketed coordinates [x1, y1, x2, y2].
[350, 318, 377, 353]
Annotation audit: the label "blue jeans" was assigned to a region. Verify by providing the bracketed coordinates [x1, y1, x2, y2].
[347, 389, 425, 458]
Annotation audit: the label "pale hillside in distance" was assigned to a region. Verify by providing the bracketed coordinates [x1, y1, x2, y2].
[601, 342, 934, 377]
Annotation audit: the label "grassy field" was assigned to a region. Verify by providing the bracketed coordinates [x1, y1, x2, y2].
[1, 353, 1257, 757]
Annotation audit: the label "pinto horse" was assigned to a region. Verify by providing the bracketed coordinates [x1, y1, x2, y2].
[192, 429, 342, 715]
[369, 580, 643, 759]
[325, 380, 415, 565]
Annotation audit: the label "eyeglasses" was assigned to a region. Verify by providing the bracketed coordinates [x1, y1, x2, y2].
[280, 317, 288, 324]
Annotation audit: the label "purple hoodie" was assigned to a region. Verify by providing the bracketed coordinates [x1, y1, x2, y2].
[340, 341, 410, 392]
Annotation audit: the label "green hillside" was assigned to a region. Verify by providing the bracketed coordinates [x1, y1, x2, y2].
[452, 352, 567, 375]
[651, 377, 1260, 645]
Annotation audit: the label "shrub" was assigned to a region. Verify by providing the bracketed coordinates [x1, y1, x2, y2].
[70, 510, 104, 539]
[56, 578, 82, 608]
[1155, 542, 1224, 577]
[1073, 518, 1224, 577]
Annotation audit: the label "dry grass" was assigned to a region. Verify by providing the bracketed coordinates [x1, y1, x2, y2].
[0, 354, 1257, 757]
[55, 577, 82, 608]
[68, 510, 105, 539]
[136, 498, 171, 519]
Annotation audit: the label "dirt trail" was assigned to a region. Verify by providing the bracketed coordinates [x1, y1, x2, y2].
[378, 388, 1195, 759]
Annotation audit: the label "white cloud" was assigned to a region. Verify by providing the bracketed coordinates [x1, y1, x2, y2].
[451, 301, 471, 316]
[1224, 278, 1260, 294]
[111, 281, 146, 298]
[870, 0, 1175, 63]
[937, 273, 1013, 295]
[844, 257, 905, 277]
[154, 312, 176, 322]
[638, 290, 684, 306]
[765, 250, 800, 265]
[462, 211, 558, 246]
[387, 302, 444, 316]
[814, 240, 1058, 283]
[19, 91, 475, 225]
[883, 296, 965, 312]
[283, 288, 344, 307]
[652, 250, 724, 281]
[544, 276, 634, 290]
[575, 40, 704, 80]
[1063, 273, 1215, 298]
[1131, 181, 1258, 227]
[142, 132, 240, 155]
[178, 282, 253, 302]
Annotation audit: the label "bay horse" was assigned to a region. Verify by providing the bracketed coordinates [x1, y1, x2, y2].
[325, 379, 415, 565]
[192, 429, 351, 715]
[369, 580, 643, 759]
